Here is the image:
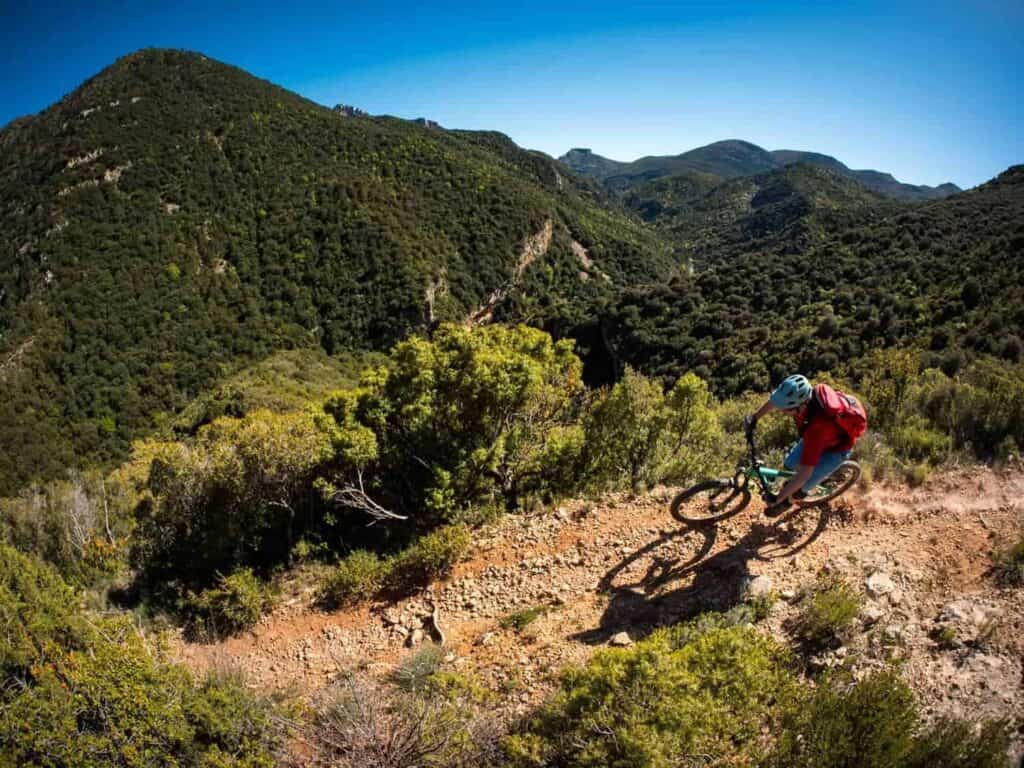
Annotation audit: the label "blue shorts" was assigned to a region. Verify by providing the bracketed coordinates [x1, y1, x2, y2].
[784, 439, 852, 492]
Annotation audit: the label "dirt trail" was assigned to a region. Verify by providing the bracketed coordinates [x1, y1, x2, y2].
[176, 465, 1024, 726]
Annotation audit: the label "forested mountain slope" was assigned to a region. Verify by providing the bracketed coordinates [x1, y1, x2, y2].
[622, 163, 905, 263]
[601, 165, 1024, 393]
[0, 49, 671, 494]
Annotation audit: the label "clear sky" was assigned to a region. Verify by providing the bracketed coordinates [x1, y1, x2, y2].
[2, 1, 1021, 188]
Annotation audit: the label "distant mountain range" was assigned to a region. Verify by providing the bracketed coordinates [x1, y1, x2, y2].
[559, 140, 961, 202]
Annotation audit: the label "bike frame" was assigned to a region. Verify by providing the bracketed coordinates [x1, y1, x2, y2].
[735, 429, 792, 498]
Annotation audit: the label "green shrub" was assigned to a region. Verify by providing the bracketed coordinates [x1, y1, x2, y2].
[769, 670, 919, 767]
[391, 643, 448, 692]
[906, 717, 1013, 768]
[770, 670, 1013, 768]
[319, 549, 390, 607]
[792, 575, 861, 647]
[0, 470, 134, 587]
[500, 605, 547, 632]
[387, 524, 471, 590]
[504, 621, 799, 767]
[0, 543, 93, 681]
[584, 369, 721, 491]
[130, 408, 337, 597]
[0, 619, 282, 767]
[889, 415, 953, 463]
[183, 568, 268, 639]
[992, 533, 1024, 586]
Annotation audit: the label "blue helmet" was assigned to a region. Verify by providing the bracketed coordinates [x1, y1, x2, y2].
[770, 374, 812, 410]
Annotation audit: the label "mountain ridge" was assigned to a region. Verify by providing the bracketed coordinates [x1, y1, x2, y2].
[560, 141, 962, 201]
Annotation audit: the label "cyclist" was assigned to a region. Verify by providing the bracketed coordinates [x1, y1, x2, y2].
[746, 374, 865, 517]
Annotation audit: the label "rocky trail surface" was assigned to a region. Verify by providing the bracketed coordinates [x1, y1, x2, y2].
[177, 466, 1024, 734]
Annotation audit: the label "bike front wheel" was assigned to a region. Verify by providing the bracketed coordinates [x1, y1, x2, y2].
[670, 479, 751, 525]
[794, 460, 861, 506]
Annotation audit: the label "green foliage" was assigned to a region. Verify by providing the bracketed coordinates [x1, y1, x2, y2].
[130, 408, 336, 593]
[992, 532, 1024, 587]
[769, 669, 919, 767]
[906, 718, 1014, 768]
[391, 644, 448, 692]
[505, 621, 798, 767]
[600, 167, 1024, 402]
[0, 620, 282, 767]
[770, 670, 1013, 768]
[183, 568, 269, 640]
[500, 605, 547, 632]
[318, 549, 389, 607]
[0, 547, 282, 767]
[0, 543, 93, 681]
[584, 369, 721, 490]
[0, 469, 133, 586]
[792, 575, 861, 647]
[386, 524, 471, 590]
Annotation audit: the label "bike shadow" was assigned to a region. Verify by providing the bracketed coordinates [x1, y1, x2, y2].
[573, 503, 845, 646]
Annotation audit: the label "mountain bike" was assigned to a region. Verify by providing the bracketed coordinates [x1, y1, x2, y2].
[670, 424, 861, 525]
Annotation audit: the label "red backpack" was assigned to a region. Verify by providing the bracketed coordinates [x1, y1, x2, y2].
[812, 383, 868, 443]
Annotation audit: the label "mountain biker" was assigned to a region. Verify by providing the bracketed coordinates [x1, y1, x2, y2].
[746, 374, 866, 517]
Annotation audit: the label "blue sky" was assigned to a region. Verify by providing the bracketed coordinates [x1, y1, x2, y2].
[2, 1, 1021, 188]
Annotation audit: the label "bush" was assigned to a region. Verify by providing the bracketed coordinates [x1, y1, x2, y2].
[391, 644, 448, 692]
[1, 619, 283, 767]
[584, 369, 721, 490]
[0, 549, 282, 767]
[992, 532, 1024, 586]
[387, 524, 471, 590]
[504, 621, 799, 766]
[323, 324, 586, 520]
[309, 674, 499, 768]
[907, 717, 1013, 768]
[0, 543, 93, 681]
[889, 415, 952, 463]
[770, 670, 1013, 768]
[769, 670, 919, 767]
[183, 568, 268, 639]
[792, 575, 861, 647]
[0, 470, 133, 586]
[319, 549, 390, 607]
[130, 408, 337, 597]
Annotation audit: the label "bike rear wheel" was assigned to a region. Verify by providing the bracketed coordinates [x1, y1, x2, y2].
[670, 479, 751, 525]
[794, 460, 861, 506]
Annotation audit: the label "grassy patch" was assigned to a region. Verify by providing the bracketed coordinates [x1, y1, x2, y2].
[500, 605, 547, 632]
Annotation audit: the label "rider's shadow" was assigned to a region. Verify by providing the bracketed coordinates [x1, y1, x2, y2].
[573, 504, 840, 646]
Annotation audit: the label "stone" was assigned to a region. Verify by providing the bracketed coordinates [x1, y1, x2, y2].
[882, 624, 904, 643]
[408, 628, 424, 647]
[743, 575, 774, 599]
[861, 605, 886, 626]
[940, 599, 989, 627]
[780, 588, 797, 601]
[609, 631, 633, 647]
[865, 572, 896, 597]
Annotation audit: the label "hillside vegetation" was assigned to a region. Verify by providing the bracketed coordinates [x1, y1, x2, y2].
[601, 166, 1024, 395]
[0, 48, 670, 494]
